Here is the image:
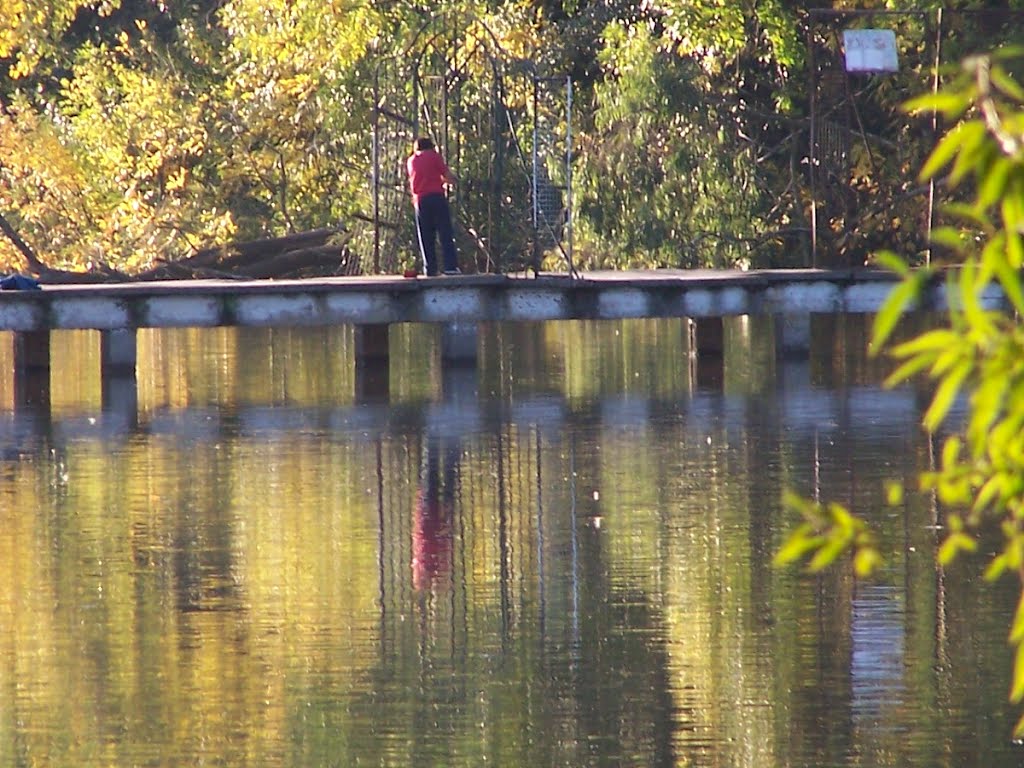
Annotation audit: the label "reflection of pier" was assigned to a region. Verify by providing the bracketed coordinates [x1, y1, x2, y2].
[1, 314, 923, 415]
[0, 373, 923, 449]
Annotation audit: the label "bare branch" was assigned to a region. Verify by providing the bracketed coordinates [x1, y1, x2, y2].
[0, 211, 48, 274]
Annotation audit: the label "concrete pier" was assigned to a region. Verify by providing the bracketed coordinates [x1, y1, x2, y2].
[0, 268, 1001, 408]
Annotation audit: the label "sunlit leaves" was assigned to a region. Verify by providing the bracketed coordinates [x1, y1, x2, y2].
[0, 0, 810, 272]
[773, 491, 881, 577]
[0, 0, 105, 78]
[903, 91, 972, 122]
[214, 0, 392, 232]
[577, 20, 766, 267]
[869, 252, 929, 353]
[644, 0, 802, 79]
[0, 99, 92, 268]
[882, 48, 1024, 737]
[984, 536, 1017, 583]
[219, 0, 379, 89]
[782, 45, 1024, 737]
[872, 249, 910, 277]
[0, 0, 397, 269]
[4, 26, 239, 270]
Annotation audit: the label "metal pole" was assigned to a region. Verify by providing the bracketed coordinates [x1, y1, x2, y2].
[491, 72, 500, 269]
[566, 75, 574, 275]
[808, 25, 818, 268]
[372, 61, 381, 273]
[442, 50, 450, 157]
[532, 76, 540, 273]
[412, 65, 420, 142]
[926, 7, 943, 267]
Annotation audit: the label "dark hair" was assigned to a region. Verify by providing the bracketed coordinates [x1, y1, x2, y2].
[415, 137, 434, 152]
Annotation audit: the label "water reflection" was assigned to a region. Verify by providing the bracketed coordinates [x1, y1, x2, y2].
[0, 320, 1021, 767]
[412, 434, 459, 592]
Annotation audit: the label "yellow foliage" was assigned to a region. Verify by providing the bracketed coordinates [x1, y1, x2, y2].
[0, 0, 100, 78]
[0, 0, 28, 58]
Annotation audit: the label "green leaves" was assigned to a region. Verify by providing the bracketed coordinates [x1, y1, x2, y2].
[918, 121, 986, 183]
[0, 0, 397, 271]
[890, 49, 1024, 737]
[782, 47, 1024, 738]
[774, 492, 881, 577]
[903, 89, 975, 122]
[937, 515, 977, 565]
[870, 252, 929, 354]
[581, 19, 767, 268]
[0, 0, 100, 79]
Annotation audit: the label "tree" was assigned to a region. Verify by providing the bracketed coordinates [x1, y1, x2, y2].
[568, 0, 805, 268]
[0, 0, 389, 273]
[3, 1, 1022, 276]
[776, 47, 1024, 736]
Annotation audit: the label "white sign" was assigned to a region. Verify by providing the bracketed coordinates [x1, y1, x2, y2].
[843, 29, 899, 73]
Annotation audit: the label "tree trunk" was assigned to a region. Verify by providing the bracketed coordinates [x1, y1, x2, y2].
[0, 211, 48, 274]
[135, 228, 353, 281]
[234, 244, 351, 279]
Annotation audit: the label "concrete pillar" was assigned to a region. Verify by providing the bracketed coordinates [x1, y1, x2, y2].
[687, 318, 724, 390]
[100, 329, 138, 425]
[13, 330, 50, 409]
[689, 317, 724, 357]
[354, 324, 390, 403]
[775, 313, 812, 359]
[100, 328, 137, 375]
[354, 323, 390, 363]
[440, 321, 478, 364]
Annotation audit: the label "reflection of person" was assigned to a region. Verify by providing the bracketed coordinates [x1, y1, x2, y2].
[406, 137, 460, 277]
[412, 435, 459, 591]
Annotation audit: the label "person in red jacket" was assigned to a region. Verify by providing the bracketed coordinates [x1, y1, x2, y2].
[406, 137, 460, 276]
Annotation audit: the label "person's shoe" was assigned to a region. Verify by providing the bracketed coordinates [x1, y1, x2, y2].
[443, 268, 462, 275]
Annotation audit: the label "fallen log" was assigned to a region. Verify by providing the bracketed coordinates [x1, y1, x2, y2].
[234, 243, 355, 279]
[9, 227, 357, 284]
[176, 228, 340, 268]
[135, 227, 351, 281]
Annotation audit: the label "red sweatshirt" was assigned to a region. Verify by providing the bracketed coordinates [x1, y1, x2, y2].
[407, 149, 450, 206]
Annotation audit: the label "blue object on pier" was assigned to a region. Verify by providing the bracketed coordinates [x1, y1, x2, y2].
[0, 274, 41, 290]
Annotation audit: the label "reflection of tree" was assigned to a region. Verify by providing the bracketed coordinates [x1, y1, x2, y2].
[570, 522, 676, 767]
[333, 416, 682, 766]
[172, 506, 239, 614]
[20, 316, 1018, 765]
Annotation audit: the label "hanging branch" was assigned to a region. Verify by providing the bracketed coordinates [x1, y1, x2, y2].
[0, 210, 48, 274]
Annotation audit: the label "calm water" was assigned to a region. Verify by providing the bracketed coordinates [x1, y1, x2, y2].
[0, 317, 1020, 767]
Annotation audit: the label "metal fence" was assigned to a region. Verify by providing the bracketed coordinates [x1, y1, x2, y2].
[360, 15, 574, 276]
[807, 8, 1024, 267]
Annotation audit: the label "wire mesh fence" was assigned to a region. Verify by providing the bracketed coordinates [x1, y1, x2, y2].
[354, 15, 573, 276]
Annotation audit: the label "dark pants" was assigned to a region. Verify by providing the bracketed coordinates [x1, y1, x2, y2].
[414, 193, 458, 275]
